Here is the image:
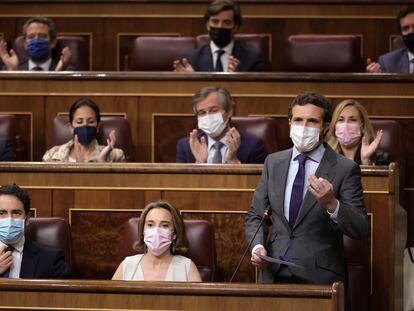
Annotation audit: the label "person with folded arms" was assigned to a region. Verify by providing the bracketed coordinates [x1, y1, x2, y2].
[0, 16, 74, 71]
[42, 98, 125, 162]
[327, 99, 388, 165]
[112, 201, 201, 282]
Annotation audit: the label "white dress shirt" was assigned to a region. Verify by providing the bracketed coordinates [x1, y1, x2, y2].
[408, 50, 414, 74]
[28, 58, 52, 71]
[0, 236, 24, 278]
[209, 40, 234, 72]
[206, 134, 228, 164]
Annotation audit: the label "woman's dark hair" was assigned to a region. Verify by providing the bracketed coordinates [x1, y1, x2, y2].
[133, 200, 189, 256]
[69, 98, 101, 124]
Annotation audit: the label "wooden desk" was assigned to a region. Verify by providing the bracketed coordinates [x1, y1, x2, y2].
[0, 279, 344, 311]
[0, 162, 405, 311]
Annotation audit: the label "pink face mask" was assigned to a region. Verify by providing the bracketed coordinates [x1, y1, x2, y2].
[335, 123, 361, 147]
[143, 227, 172, 256]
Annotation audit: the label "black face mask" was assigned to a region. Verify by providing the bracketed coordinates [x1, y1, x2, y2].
[209, 27, 233, 48]
[403, 32, 414, 53]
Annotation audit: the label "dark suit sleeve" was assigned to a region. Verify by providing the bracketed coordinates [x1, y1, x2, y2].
[50, 249, 71, 279]
[246, 138, 267, 164]
[335, 162, 369, 240]
[245, 156, 271, 250]
[176, 137, 191, 163]
[0, 139, 16, 161]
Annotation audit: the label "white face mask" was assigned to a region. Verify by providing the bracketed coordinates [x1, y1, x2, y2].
[197, 112, 227, 138]
[290, 125, 321, 153]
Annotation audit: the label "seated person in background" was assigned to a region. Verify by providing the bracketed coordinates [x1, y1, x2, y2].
[0, 138, 15, 161]
[176, 86, 267, 164]
[42, 98, 125, 162]
[327, 99, 388, 165]
[0, 183, 69, 278]
[367, 5, 414, 73]
[112, 200, 201, 282]
[173, 0, 265, 72]
[0, 16, 73, 71]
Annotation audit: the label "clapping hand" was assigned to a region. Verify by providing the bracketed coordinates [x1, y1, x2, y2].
[55, 46, 72, 71]
[0, 40, 19, 70]
[189, 129, 208, 163]
[360, 129, 383, 165]
[97, 130, 116, 162]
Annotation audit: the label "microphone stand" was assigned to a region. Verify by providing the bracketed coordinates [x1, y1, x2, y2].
[229, 208, 271, 283]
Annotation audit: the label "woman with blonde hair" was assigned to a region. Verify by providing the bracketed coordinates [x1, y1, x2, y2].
[112, 200, 201, 282]
[328, 99, 388, 165]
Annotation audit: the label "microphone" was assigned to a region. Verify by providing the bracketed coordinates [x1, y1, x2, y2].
[229, 208, 272, 283]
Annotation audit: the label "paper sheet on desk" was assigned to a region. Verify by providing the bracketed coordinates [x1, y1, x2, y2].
[254, 252, 305, 269]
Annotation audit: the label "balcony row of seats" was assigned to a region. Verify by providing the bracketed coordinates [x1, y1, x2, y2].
[30, 215, 369, 311]
[1, 34, 406, 72]
[0, 114, 403, 165]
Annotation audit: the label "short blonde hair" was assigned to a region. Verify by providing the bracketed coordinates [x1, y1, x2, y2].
[327, 99, 374, 153]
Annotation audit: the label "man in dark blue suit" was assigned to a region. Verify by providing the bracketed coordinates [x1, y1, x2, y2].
[0, 138, 15, 161]
[173, 0, 265, 72]
[176, 86, 267, 164]
[0, 184, 69, 279]
[367, 5, 414, 73]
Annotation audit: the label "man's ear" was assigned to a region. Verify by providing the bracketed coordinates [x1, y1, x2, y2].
[24, 213, 30, 230]
[50, 39, 57, 49]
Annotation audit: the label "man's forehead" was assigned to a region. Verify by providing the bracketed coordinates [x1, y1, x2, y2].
[0, 195, 24, 209]
[196, 93, 222, 110]
[292, 103, 324, 118]
[210, 10, 234, 21]
[26, 22, 49, 33]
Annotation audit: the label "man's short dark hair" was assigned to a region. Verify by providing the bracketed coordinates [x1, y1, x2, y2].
[192, 86, 233, 114]
[397, 5, 414, 33]
[288, 92, 332, 124]
[203, 0, 242, 28]
[0, 184, 31, 215]
[22, 16, 57, 42]
[69, 97, 101, 124]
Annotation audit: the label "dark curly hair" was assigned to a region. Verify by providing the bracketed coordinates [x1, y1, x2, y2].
[0, 184, 31, 215]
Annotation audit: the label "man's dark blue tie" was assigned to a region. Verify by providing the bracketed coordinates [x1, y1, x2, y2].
[1, 246, 14, 278]
[214, 50, 225, 72]
[282, 154, 307, 263]
[289, 154, 308, 228]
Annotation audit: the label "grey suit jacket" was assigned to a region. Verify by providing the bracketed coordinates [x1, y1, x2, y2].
[378, 48, 410, 73]
[245, 144, 369, 284]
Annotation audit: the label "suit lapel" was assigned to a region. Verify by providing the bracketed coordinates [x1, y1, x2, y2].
[293, 146, 336, 229]
[201, 45, 215, 71]
[273, 149, 292, 229]
[20, 240, 39, 278]
[398, 49, 410, 73]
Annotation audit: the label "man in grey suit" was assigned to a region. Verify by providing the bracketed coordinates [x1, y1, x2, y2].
[367, 5, 414, 73]
[245, 92, 369, 285]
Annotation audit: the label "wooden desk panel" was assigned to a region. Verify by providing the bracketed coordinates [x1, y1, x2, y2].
[0, 280, 344, 311]
[0, 162, 404, 311]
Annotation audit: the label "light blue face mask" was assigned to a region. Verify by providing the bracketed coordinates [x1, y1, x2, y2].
[0, 218, 24, 244]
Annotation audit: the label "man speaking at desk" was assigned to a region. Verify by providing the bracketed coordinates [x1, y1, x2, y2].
[0, 184, 69, 279]
[245, 92, 369, 285]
